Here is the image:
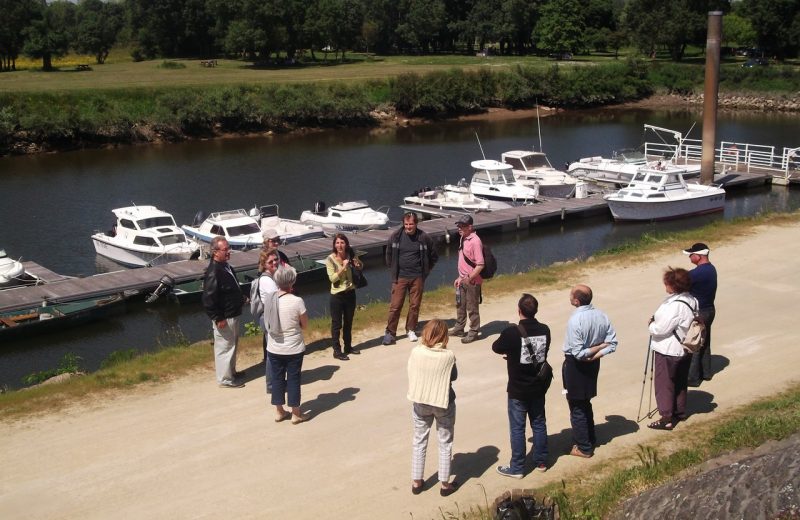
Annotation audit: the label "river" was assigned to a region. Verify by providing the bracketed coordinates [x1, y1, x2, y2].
[1, 108, 798, 389]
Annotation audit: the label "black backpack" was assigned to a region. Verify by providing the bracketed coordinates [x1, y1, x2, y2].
[460, 236, 498, 279]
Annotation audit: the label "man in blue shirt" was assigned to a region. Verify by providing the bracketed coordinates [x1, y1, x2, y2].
[683, 242, 717, 387]
[562, 284, 618, 458]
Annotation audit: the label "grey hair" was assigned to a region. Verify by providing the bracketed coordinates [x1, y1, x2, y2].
[210, 235, 227, 251]
[273, 265, 297, 290]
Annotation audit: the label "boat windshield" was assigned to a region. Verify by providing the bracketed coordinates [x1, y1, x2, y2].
[137, 216, 175, 229]
[226, 223, 261, 237]
[160, 234, 188, 245]
[520, 155, 550, 169]
[490, 170, 515, 184]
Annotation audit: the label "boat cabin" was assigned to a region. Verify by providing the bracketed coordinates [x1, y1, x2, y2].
[501, 151, 552, 172]
[111, 206, 192, 248]
[202, 209, 261, 238]
[471, 160, 516, 186]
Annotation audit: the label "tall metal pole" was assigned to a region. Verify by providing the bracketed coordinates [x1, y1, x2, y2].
[701, 11, 723, 185]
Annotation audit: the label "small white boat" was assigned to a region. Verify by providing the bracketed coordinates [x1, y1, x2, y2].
[603, 166, 725, 221]
[0, 249, 25, 287]
[468, 160, 538, 203]
[182, 209, 264, 250]
[403, 181, 512, 213]
[300, 201, 389, 235]
[92, 206, 200, 267]
[501, 150, 581, 198]
[249, 204, 325, 244]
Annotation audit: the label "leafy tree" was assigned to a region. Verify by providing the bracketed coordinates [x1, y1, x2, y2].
[362, 0, 401, 54]
[534, 0, 585, 54]
[0, 0, 39, 71]
[223, 19, 267, 60]
[396, 0, 446, 53]
[462, 0, 502, 53]
[742, 0, 800, 59]
[722, 12, 756, 49]
[23, 0, 75, 71]
[622, 0, 730, 61]
[75, 0, 124, 64]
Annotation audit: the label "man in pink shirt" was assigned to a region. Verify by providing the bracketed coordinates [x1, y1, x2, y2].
[450, 215, 484, 343]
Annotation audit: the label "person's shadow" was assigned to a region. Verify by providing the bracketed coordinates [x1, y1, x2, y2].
[548, 414, 638, 465]
[709, 355, 730, 378]
[302, 387, 360, 420]
[418, 445, 500, 492]
[685, 390, 717, 418]
[302, 364, 339, 385]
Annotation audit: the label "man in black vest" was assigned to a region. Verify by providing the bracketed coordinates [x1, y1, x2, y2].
[202, 236, 246, 388]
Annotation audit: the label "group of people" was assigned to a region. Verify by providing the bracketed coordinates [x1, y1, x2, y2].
[199, 220, 717, 489]
[404, 242, 716, 492]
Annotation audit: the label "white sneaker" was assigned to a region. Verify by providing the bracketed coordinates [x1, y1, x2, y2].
[407, 331, 418, 342]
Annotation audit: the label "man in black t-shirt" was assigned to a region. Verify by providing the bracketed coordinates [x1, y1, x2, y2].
[492, 294, 551, 478]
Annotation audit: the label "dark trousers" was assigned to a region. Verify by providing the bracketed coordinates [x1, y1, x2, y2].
[567, 398, 595, 455]
[688, 307, 715, 384]
[508, 396, 548, 471]
[386, 277, 424, 335]
[654, 351, 691, 421]
[330, 289, 356, 350]
[268, 351, 303, 407]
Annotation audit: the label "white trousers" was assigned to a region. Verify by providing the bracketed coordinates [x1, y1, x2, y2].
[411, 401, 455, 482]
[212, 317, 239, 384]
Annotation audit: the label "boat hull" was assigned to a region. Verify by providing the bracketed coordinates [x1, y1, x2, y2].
[0, 294, 127, 340]
[92, 235, 199, 267]
[605, 193, 725, 221]
[181, 227, 263, 250]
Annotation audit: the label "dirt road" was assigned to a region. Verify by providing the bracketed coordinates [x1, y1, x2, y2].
[2, 222, 799, 519]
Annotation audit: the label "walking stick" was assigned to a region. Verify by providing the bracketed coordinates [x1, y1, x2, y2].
[636, 336, 653, 422]
[647, 349, 656, 420]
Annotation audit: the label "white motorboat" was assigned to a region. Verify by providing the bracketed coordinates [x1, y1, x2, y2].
[182, 209, 263, 250]
[501, 150, 582, 198]
[300, 201, 389, 235]
[0, 249, 25, 287]
[567, 125, 701, 189]
[403, 180, 512, 213]
[603, 166, 725, 221]
[92, 206, 201, 267]
[249, 204, 325, 243]
[468, 160, 538, 203]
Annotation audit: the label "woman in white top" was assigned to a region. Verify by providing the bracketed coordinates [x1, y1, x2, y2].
[258, 248, 280, 394]
[647, 267, 698, 431]
[265, 265, 308, 425]
[407, 319, 458, 497]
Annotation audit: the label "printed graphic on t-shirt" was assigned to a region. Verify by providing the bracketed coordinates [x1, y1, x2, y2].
[520, 336, 547, 364]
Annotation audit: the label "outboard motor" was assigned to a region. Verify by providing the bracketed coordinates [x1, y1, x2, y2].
[314, 201, 327, 214]
[192, 210, 206, 227]
[145, 274, 176, 304]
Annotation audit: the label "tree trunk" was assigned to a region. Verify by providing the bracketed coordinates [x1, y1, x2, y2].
[42, 54, 52, 71]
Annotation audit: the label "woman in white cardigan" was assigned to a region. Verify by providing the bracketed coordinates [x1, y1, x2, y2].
[647, 267, 699, 431]
[407, 319, 458, 497]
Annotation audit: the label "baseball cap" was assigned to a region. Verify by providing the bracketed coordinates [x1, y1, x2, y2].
[456, 214, 473, 227]
[682, 242, 710, 255]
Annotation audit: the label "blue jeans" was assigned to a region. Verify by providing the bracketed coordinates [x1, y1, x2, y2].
[267, 351, 303, 407]
[507, 396, 548, 473]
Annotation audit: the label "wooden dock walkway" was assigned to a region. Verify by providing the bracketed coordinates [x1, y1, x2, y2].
[0, 196, 608, 313]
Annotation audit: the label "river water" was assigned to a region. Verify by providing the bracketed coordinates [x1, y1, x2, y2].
[1, 108, 798, 388]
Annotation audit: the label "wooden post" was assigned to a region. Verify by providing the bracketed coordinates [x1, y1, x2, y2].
[701, 12, 723, 185]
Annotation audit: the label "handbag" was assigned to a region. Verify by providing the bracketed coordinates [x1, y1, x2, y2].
[351, 264, 368, 289]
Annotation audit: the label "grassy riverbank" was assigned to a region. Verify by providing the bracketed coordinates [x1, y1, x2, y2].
[2, 55, 798, 156]
[2, 211, 798, 421]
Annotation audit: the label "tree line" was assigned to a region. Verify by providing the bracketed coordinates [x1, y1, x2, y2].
[1, 0, 798, 72]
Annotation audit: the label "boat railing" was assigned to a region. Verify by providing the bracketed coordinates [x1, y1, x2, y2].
[646, 138, 797, 178]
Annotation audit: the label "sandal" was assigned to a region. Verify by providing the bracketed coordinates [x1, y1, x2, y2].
[647, 418, 675, 431]
[274, 411, 291, 423]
